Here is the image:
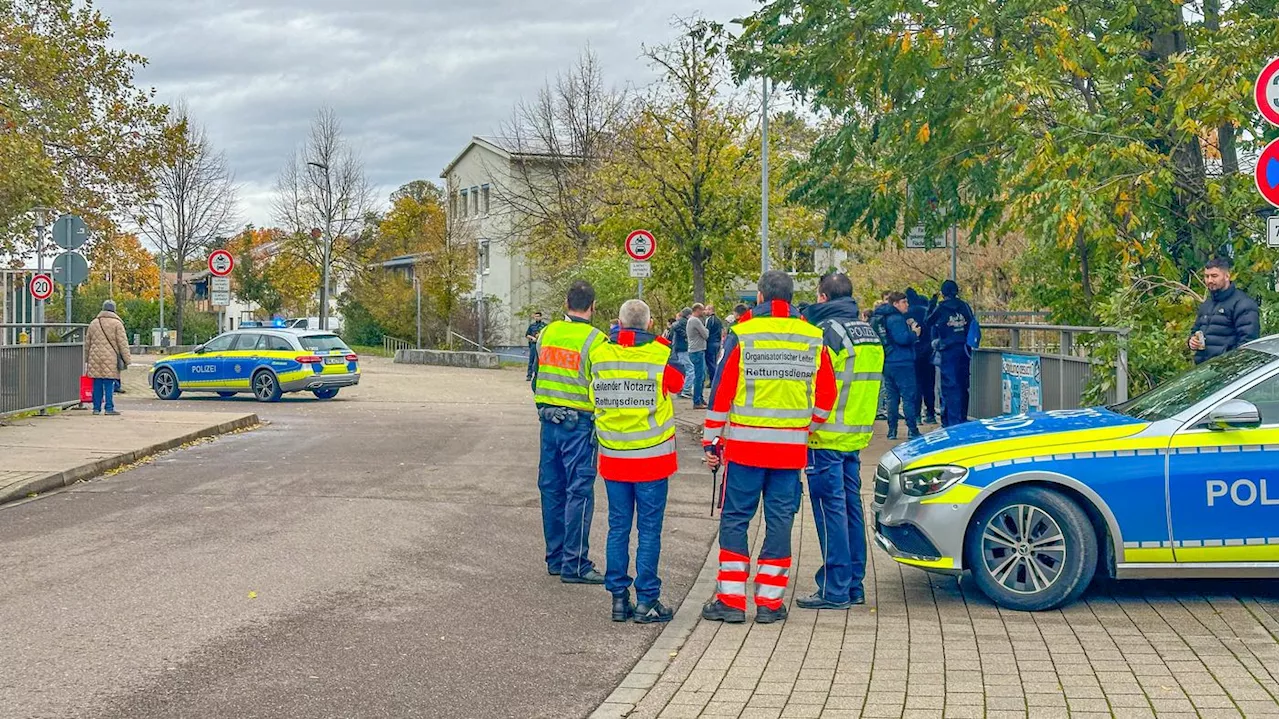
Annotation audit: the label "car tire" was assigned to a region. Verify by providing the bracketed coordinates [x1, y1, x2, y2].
[251, 370, 282, 403]
[965, 486, 1096, 611]
[312, 388, 339, 400]
[217, 391, 236, 398]
[153, 368, 182, 400]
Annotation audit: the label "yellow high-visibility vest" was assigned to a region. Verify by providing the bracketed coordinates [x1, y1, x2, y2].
[809, 319, 884, 451]
[725, 314, 824, 439]
[534, 319, 604, 411]
[588, 340, 675, 457]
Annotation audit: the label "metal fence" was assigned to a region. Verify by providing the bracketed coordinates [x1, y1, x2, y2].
[0, 343, 84, 416]
[968, 323, 1129, 420]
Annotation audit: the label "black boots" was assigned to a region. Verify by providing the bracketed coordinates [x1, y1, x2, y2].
[701, 598, 746, 623]
[612, 592, 635, 622]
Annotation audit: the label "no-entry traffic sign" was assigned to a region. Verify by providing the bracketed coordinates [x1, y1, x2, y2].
[29, 274, 53, 301]
[208, 249, 234, 277]
[1256, 138, 1279, 207]
[1256, 58, 1279, 127]
[625, 229, 656, 261]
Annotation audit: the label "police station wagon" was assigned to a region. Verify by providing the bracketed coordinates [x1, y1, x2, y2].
[148, 329, 361, 402]
[873, 336, 1279, 611]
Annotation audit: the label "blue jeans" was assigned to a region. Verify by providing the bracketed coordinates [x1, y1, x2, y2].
[705, 345, 720, 387]
[526, 345, 537, 379]
[806, 449, 865, 601]
[939, 347, 971, 427]
[719, 463, 800, 561]
[91, 378, 116, 412]
[675, 352, 694, 395]
[689, 350, 706, 405]
[884, 362, 920, 435]
[537, 408, 598, 577]
[605, 479, 669, 603]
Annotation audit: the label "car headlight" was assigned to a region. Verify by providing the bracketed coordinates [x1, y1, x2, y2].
[899, 465, 968, 497]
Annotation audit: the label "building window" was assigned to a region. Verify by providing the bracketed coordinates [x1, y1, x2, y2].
[459, 189, 469, 217]
[481, 184, 491, 214]
[478, 239, 491, 275]
[471, 186, 479, 215]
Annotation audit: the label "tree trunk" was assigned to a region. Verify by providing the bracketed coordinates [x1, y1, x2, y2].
[175, 267, 186, 344]
[1075, 227, 1093, 302]
[1203, 0, 1239, 175]
[691, 246, 707, 304]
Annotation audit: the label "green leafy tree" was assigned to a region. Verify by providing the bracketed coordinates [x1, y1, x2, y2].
[0, 0, 173, 256]
[732, 0, 1277, 392]
[603, 17, 762, 304]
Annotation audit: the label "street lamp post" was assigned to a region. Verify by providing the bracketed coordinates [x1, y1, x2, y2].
[760, 77, 770, 276]
[143, 203, 167, 346]
[307, 161, 334, 331]
[31, 207, 50, 342]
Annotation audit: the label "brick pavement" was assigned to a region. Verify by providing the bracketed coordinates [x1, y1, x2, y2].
[593, 433, 1279, 719]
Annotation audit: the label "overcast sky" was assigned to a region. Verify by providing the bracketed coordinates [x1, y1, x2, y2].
[96, 0, 763, 228]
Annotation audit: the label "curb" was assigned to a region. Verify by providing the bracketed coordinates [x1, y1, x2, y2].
[0, 413, 260, 506]
[590, 537, 719, 719]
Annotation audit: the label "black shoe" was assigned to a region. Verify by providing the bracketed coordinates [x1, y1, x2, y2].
[907, 432, 923, 440]
[612, 593, 635, 622]
[849, 587, 866, 605]
[547, 566, 561, 576]
[561, 569, 605, 585]
[634, 599, 674, 624]
[924, 414, 938, 424]
[795, 592, 852, 610]
[755, 604, 789, 624]
[701, 598, 746, 623]
[886, 431, 898, 440]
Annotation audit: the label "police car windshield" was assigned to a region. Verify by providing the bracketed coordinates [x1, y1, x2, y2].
[1112, 348, 1273, 422]
[299, 334, 349, 352]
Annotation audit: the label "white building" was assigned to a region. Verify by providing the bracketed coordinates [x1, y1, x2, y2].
[440, 136, 545, 347]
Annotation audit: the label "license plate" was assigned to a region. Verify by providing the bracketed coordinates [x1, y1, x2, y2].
[324, 357, 345, 365]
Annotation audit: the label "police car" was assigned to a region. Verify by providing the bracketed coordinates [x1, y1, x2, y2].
[873, 336, 1279, 611]
[148, 328, 361, 402]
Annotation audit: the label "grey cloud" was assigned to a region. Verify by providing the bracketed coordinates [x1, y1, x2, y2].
[97, 0, 759, 225]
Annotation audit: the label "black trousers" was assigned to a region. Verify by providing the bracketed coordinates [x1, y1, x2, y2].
[914, 357, 936, 419]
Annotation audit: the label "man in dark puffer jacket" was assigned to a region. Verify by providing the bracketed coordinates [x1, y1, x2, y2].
[1188, 257, 1260, 364]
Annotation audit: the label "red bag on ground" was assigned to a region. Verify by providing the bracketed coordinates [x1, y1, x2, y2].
[80, 376, 93, 404]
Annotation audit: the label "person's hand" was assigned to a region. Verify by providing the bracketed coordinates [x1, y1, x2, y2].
[704, 450, 721, 470]
[1189, 333, 1205, 351]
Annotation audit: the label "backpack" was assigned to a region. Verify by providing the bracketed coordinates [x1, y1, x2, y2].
[966, 313, 982, 351]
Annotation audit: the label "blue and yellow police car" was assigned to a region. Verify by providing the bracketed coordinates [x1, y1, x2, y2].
[873, 336, 1279, 610]
[148, 328, 360, 402]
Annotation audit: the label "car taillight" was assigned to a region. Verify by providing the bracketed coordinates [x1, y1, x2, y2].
[345, 354, 358, 362]
[296, 355, 322, 364]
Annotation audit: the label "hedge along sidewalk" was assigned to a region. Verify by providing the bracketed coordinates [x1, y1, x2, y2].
[0, 409, 259, 505]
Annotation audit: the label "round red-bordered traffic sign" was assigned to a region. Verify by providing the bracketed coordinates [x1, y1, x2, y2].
[1256, 138, 1279, 207]
[29, 273, 53, 301]
[208, 249, 234, 277]
[625, 229, 656, 261]
[1256, 58, 1279, 127]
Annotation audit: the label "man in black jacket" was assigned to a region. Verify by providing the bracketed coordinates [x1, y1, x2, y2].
[525, 311, 548, 381]
[905, 288, 936, 424]
[704, 304, 723, 386]
[926, 280, 976, 427]
[1188, 257, 1261, 364]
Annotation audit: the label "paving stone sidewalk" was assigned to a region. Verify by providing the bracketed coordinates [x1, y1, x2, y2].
[595, 434, 1279, 719]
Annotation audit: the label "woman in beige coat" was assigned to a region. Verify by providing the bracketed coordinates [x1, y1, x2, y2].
[84, 299, 132, 415]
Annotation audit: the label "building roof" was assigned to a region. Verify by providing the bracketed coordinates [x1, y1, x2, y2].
[440, 135, 586, 178]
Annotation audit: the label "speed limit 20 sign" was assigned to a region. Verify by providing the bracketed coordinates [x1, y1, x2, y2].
[625, 229, 656, 261]
[29, 274, 54, 301]
[208, 249, 234, 277]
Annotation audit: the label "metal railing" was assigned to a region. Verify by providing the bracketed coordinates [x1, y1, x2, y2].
[448, 331, 491, 353]
[382, 336, 416, 355]
[969, 323, 1129, 419]
[0, 342, 84, 417]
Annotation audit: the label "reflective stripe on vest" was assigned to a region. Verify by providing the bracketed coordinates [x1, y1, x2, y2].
[809, 319, 884, 452]
[534, 321, 603, 411]
[588, 339, 676, 455]
[729, 316, 824, 430]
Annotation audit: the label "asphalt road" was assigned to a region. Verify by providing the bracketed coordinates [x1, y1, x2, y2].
[0, 358, 721, 719]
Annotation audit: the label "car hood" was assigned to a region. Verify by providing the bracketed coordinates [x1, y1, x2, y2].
[893, 407, 1151, 469]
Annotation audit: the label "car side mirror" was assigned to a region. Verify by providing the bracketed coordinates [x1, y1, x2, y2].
[193, 344, 205, 354]
[1206, 399, 1261, 431]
